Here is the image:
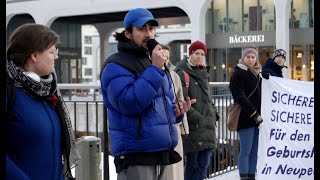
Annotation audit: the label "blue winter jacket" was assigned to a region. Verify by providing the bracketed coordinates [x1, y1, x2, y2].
[6, 88, 63, 180]
[101, 43, 179, 156]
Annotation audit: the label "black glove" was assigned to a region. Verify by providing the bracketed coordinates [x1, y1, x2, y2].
[261, 72, 270, 79]
[253, 114, 263, 125]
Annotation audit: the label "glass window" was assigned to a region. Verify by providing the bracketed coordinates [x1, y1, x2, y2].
[311, 0, 314, 27]
[206, 2, 214, 34]
[82, 57, 87, 65]
[310, 45, 314, 80]
[84, 36, 92, 44]
[244, 0, 259, 32]
[181, 44, 189, 60]
[228, 0, 242, 32]
[292, 0, 310, 28]
[207, 48, 226, 82]
[213, 0, 227, 33]
[291, 45, 304, 80]
[260, 0, 275, 31]
[85, 68, 92, 76]
[226, 48, 241, 82]
[84, 47, 92, 55]
[259, 46, 274, 65]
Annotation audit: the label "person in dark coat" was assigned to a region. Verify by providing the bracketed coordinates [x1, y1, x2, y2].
[6, 23, 80, 180]
[262, 48, 287, 78]
[229, 45, 263, 180]
[100, 8, 193, 180]
[175, 40, 218, 180]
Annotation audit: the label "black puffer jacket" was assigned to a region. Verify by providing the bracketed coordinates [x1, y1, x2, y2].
[175, 58, 218, 153]
[229, 65, 261, 131]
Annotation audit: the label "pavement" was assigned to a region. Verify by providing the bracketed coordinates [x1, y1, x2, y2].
[208, 170, 239, 180]
[72, 153, 240, 180]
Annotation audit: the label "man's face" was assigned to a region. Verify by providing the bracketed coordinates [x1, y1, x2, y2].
[125, 22, 156, 50]
[274, 56, 285, 66]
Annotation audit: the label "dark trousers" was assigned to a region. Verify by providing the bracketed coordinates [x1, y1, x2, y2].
[184, 149, 212, 180]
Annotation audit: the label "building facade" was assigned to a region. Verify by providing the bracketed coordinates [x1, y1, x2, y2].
[6, 0, 314, 83]
[204, 0, 314, 82]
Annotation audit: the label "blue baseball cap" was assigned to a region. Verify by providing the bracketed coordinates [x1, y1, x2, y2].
[124, 8, 159, 28]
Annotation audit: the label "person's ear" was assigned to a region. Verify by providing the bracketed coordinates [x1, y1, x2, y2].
[125, 30, 132, 40]
[30, 53, 38, 62]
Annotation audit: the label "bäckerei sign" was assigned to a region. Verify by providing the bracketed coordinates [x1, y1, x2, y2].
[229, 35, 264, 43]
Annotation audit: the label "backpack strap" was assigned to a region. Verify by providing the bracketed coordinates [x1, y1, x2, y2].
[182, 70, 190, 97]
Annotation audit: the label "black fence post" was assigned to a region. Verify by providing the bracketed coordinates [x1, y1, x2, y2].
[103, 107, 109, 180]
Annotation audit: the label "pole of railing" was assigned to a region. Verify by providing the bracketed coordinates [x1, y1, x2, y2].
[86, 102, 89, 134]
[103, 106, 109, 180]
[96, 102, 99, 137]
[74, 102, 77, 133]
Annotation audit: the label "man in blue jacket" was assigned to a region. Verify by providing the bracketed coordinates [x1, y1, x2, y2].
[100, 8, 194, 180]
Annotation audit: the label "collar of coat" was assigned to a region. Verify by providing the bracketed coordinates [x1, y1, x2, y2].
[237, 63, 248, 71]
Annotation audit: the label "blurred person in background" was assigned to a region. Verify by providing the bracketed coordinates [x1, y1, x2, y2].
[162, 44, 189, 180]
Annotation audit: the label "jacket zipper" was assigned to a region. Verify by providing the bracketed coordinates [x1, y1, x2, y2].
[162, 87, 174, 148]
[43, 103, 56, 179]
[136, 116, 142, 137]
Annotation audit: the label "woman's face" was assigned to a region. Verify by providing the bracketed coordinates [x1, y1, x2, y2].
[190, 49, 205, 66]
[243, 53, 257, 67]
[32, 45, 59, 76]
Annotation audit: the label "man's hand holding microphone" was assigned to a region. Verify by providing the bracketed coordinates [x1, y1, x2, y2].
[147, 39, 168, 69]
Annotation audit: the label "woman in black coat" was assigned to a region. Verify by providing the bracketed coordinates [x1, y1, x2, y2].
[229, 45, 263, 180]
[262, 49, 287, 78]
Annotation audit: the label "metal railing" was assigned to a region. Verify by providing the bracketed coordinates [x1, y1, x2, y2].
[57, 82, 239, 179]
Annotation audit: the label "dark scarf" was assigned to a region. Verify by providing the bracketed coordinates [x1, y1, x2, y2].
[175, 58, 211, 99]
[7, 60, 80, 179]
[106, 41, 151, 76]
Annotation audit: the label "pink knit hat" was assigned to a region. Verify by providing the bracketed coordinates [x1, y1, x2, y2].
[189, 40, 207, 56]
[241, 47, 258, 59]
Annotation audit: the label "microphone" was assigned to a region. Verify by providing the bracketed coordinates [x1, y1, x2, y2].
[146, 39, 169, 72]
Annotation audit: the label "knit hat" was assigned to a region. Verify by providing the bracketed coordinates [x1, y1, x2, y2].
[241, 46, 258, 60]
[124, 8, 159, 28]
[189, 40, 207, 56]
[272, 49, 286, 60]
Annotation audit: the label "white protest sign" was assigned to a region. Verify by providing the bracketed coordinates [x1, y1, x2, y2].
[257, 76, 314, 180]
